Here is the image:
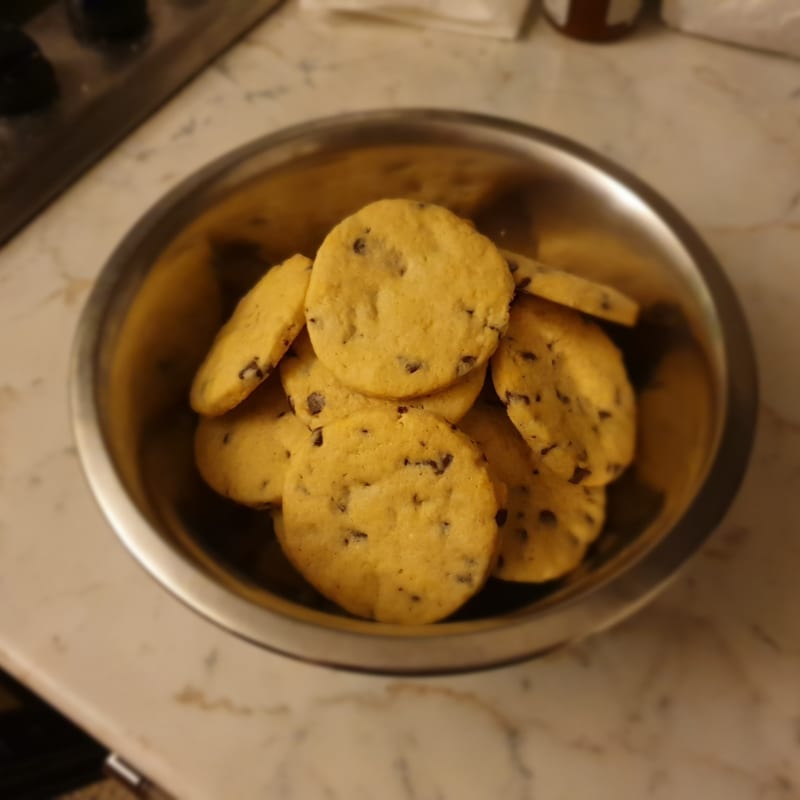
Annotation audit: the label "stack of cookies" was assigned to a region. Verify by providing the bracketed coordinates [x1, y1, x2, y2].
[189, 199, 638, 624]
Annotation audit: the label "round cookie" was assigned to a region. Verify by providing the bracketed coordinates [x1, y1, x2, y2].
[194, 376, 308, 508]
[304, 198, 514, 398]
[280, 407, 499, 624]
[460, 404, 605, 582]
[280, 330, 486, 427]
[503, 249, 639, 327]
[190, 253, 312, 416]
[491, 295, 636, 487]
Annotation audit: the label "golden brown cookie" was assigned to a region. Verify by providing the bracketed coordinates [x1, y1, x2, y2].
[190, 254, 312, 416]
[503, 249, 639, 327]
[460, 404, 605, 582]
[491, 295, 636, 486]
[280, 329, 486, 427]
[194, 376, 308, 508]
[304, 199, 514, 398]
[280, 407, 499, 623]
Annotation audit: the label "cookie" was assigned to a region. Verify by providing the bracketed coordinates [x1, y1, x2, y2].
[503, 249, 639, 327]
[304, 199, 514, 398]
[460, 404, 605, 582]
[280, 407, 499, 623]
[190, 253, 312, 416]
[491, 295, 636, 487]
[194, 376, 308, 508]
[280, 329, 486, 427]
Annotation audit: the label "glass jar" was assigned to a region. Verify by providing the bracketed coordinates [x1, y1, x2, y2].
[543, 0, 643, 42]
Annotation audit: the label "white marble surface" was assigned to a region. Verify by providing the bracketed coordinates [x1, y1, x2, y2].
[2, 3, 800, 798]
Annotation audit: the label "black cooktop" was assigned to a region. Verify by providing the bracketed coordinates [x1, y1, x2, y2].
[0, 0, 283, 245]
[2, 1, 54, 26]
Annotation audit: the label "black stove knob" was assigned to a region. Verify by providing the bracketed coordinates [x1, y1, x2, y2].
[0, 25, 58, 115]
[67, 0, 150, 41]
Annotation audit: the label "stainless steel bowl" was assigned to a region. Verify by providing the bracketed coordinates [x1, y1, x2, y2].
[71, 110, 757, 674]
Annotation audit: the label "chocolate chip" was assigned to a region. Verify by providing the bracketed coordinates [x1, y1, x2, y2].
[441, 521, 451, 535]
[238, 358, 264, 381]
[598, 409, 612, 420]
[360, 428, 370, 434]
[504, 391, 531, 405]
[404, 454, 453, 475]
[538, 509, 557, 526]
[412, 493, 423, 506]
[457, 355, 477, 376]
[405, 361, 423, 374]
[285, 449, 291, 459]
[397, 405, 408, 414]
[540, 444, 557, 456]
[410, 594, 422, 602]
[353, 237, 366, 254]
[311, 428, 324, 447]
[546, 341, 555, 352]
[350, 530, 368, 541]
[495, 508, 508, 526]
[569, 466, 592, 484]
[465, 308, 475, 316]
[535, 392, 542, 403]
[521, 351, 538, 362]
[308, 317, 321, 326]
[306, 392, 326, 416]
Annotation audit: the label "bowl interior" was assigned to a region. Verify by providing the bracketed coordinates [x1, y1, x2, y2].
[86, 115, 723, 645]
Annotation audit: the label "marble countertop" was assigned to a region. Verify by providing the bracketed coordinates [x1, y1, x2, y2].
[2, 3, 799, 798]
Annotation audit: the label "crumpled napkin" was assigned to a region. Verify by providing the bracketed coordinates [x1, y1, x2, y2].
[300, 0, 533, 40]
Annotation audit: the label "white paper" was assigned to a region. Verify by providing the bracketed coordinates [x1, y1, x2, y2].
[662, 0, 800, 59]
[606, 0, 640, 27]
[301, 0, 533, 40]
[542, 0, 568, 27]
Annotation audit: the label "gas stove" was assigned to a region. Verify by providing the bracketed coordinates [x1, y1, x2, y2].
[0, 0, 283, 245]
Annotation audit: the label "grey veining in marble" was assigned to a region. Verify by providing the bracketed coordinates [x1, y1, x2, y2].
[1, 2, 799, 798]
